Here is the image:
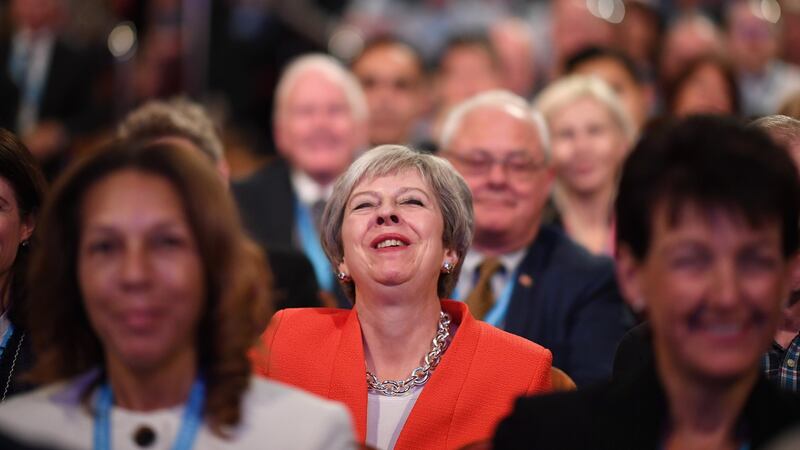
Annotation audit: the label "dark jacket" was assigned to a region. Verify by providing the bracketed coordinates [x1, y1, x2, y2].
[501, 225, 632, 386]
[494, 359, 800, 449]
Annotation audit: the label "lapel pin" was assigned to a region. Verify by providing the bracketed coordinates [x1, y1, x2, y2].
[518, 274, 533, 288]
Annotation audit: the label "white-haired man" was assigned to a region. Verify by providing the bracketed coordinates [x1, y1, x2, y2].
[234, 54, 367, 306]
[441, 90, 631, 386]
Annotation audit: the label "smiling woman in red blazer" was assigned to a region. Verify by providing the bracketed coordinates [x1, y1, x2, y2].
[253, 145, 553, 450]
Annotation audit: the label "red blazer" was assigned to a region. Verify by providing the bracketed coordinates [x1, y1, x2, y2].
[253, 300, 553, 450]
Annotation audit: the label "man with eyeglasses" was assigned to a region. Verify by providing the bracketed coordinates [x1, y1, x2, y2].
[441, 91, 631, 387]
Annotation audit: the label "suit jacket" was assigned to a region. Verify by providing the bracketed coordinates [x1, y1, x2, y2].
[233, 159, 349, 307]
[254, 300, 553, 450]
[494, 359, 800, 450]
[501, 225, 631, 387]
[232, 159, 296, 249]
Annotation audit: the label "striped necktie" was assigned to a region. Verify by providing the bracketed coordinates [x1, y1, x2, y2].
[464, 258, 503, 320]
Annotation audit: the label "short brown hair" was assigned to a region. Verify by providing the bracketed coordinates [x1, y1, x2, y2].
[26, 139, 270, 436]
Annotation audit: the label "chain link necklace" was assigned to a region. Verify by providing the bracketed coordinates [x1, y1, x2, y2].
[366, 311, 451, 396]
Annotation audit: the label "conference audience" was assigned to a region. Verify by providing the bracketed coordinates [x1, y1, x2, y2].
[117, 98, 322, 311]
[495, 115, 800, 449]
[254, 145, 553, 450]
[440, 90, 630, 386]
[0, 140, 354, 449]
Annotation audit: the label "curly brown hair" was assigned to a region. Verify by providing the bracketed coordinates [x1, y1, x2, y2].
[25, 139, 271, 436]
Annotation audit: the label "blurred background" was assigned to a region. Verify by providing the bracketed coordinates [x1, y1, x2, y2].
[1, 0, 798, 180]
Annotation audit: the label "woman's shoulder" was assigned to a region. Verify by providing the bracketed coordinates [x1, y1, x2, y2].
[264, 307, 352, 348]
[0, 377, 94, 450]
[236, 377, 354, 449]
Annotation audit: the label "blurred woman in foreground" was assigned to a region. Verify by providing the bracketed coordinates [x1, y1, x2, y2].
[0, 140, 354, 449]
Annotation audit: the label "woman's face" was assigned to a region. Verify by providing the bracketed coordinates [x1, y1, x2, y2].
[549, 96, 629, 196]
[78, 170, 205, 373]
[617, 204, 789, 383]
[339, 169, 456, 298]
[0, 176, 33, 284]
[673, 63, 734, 117]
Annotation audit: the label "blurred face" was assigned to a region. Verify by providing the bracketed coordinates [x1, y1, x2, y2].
[617, 204, 790, 383]
[549, 97, 629, 196]
[660, 24, 721, 82]
[728, 2, 777, 74]
[673, 63, 734, 117]
[354, 44, 424, 146]
[572, 58, 648, 130]
[339, 170, 455, 296]
[0, 177, 33, 286]
[438, 46, 502, 110]
[446, 107, 552, 251]
[78, 170, 204, 373]
[11, 0, 62, 31]
[276, 71, 364, 184]
[552, 0, 614, 68]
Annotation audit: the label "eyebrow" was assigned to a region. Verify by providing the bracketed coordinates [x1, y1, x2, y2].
[349, 186, 432, 203]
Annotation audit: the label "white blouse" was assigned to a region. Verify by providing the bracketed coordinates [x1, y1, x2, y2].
[0, 373, 355, 450]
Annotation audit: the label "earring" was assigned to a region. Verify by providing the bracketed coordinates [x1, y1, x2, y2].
[442, 261, 454, 274]
[336, 271, 351, 282]
[20, 240, 29, 249]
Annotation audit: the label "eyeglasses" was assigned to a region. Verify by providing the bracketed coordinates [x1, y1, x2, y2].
[444, 151, 546, 182]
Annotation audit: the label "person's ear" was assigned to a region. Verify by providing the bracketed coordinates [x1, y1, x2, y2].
[616, 244, 646, 313]
[19, 213, 34, 244]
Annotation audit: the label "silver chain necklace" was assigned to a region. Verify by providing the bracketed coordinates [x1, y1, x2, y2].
[366, 311, 451, 396]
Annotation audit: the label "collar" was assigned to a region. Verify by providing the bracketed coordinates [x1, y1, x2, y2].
[462, 247, 527, 278]
[290, 169, 333, 206]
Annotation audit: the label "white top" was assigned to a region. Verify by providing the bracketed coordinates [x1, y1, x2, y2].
[366, 386, 422, 450]
[0, 374, 355, 450]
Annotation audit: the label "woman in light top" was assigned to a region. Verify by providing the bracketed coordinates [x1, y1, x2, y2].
[254, 145, 553, 450]
[534, 75, 635, 256]
[0, 140, 354, 449]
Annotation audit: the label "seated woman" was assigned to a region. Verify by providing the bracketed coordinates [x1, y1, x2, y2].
[494, 116, 800, 449]
[0, 141, 354, 449]
[0, 129, 45, 400]
[534, 75, 635, 256]
[253, 145, 553, 450]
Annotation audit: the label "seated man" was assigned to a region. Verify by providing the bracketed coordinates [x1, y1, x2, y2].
[495, 116, 800, 449]
[441, 90, 631, 387]
[233, 54, 367, 307]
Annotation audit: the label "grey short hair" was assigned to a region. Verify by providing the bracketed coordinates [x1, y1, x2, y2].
[439, 90, 550, 160]
[274, 53, 368, 122]
[320, 145, 474, 302]
[750, 115, 800, 143]
[117, 98, 224, 162]
[534, 75, 636, 142]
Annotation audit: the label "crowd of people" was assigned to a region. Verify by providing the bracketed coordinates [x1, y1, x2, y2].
[0, 0, 799, 449]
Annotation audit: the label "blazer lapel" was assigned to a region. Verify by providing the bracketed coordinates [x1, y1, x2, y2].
[394, 301, 478, 449]
[328, 308, 369, 441]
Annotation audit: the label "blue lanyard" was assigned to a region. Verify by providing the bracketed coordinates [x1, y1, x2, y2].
[0, 323, 14, 359]
[482, 268, 518, 327]
[295, 199, 334, 292]
[94, 378, 205, 450]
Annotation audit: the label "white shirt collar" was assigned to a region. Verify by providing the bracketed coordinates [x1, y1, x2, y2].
[290, 169, 333, 206]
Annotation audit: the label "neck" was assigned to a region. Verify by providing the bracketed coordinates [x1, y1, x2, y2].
[554, 184, 615, 253]
[658, 354, 756, 450]
[555, 183, 615, 227]
[356, 285, 442, 380]
[473, 226, 538, 257]
[105, 348, 198, 411]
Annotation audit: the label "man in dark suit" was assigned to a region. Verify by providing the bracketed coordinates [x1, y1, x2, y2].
[494, 116, 800, 449]
[1, 0, 105, 179]
[233, 53, 367, 307]
[440, 90, 631, 387]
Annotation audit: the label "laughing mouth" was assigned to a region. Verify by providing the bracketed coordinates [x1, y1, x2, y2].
[375, 239, 408, 249]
